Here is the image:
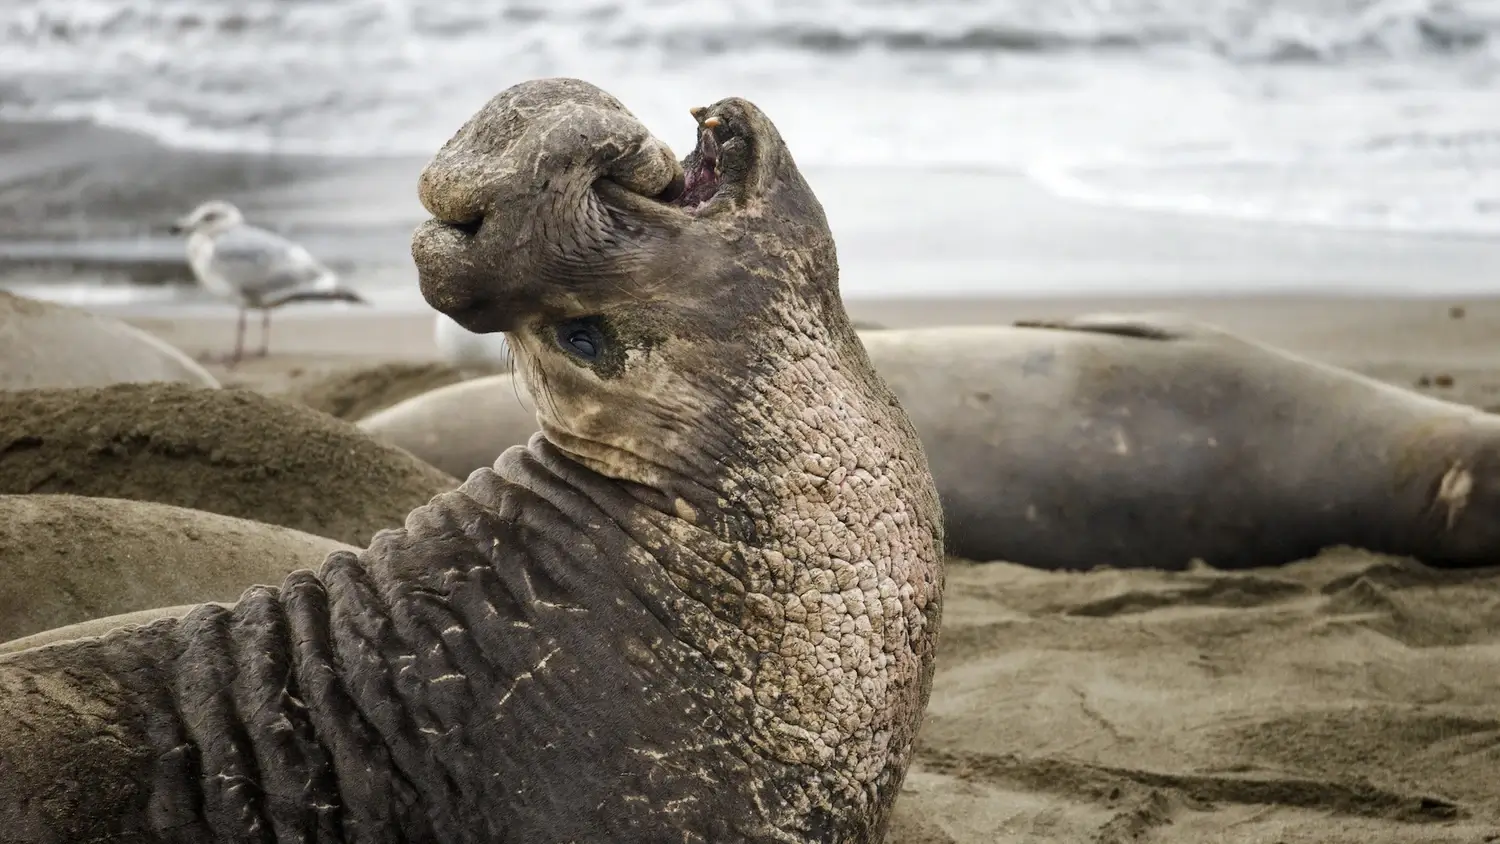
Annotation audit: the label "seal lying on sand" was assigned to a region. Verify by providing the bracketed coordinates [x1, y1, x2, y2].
[0, 78, 944, 842]
[0, 290, 218, 390]
[357, 312, 1500, 571]
[0, 494, 354, 642]
[358, 371, 541, 478]
[0, 382, 457, 545]
[899, 312, 1500, 570]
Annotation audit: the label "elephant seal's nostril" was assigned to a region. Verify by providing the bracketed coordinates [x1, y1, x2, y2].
[449, 215, 484, 237]
[655, 172, 686, 205]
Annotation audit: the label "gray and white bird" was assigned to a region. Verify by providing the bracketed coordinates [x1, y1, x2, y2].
[169, 200, 367, 364]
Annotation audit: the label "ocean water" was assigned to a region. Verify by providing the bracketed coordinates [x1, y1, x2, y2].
[1, 0, 1498, 236]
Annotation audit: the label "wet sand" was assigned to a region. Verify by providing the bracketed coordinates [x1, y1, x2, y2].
[5, 118, 1500, 307]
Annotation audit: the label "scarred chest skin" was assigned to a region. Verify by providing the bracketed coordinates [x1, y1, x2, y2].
[0, 78, 944, 844]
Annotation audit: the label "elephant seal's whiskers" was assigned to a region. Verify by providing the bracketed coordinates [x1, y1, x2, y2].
[0, 77, 944, 844]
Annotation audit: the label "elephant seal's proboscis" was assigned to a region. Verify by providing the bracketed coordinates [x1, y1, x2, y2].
[0, 78, 945, 843]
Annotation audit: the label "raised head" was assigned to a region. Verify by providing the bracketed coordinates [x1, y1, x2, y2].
[168, 199, 245, 236]
[411, 77, 857, 497]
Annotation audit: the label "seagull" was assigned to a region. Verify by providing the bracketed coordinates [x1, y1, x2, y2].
[434, 311, 513, 376]
[169, 200, 367, 365]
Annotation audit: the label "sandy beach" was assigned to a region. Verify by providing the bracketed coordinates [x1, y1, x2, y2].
[6, 111, 1500, 842]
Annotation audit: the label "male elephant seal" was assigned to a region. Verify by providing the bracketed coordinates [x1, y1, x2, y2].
[0, 290, 218, 390]
[0, 78, 944, 843]
[359, 320, 881, 479]
[0, 494, 355, 642]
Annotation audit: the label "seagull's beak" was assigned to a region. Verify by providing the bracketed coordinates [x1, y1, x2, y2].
[168, 218, 190, 235]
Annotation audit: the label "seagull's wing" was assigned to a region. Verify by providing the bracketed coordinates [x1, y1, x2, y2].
[206, 224, 336, 305]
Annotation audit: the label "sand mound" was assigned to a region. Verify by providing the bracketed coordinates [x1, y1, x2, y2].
[0, 494, 353, 642]
[277, 361, 471, 421]
[0, 382, 458, 545]
[883, 548, 1500, 842]
[0, 290, 218, 390]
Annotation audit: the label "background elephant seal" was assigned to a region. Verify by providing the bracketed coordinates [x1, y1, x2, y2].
[435, 310, 513, 374]
[0, 78, 943, 843]
[869, 312, 1500, 570]
[0, 289, 219, 390]
[357, 371, 540, 478]
[0, 494, 354, 642]
[0, 381, 457, 545]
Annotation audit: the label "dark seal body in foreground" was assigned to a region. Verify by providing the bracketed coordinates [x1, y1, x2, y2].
[0, 78, 943, 843]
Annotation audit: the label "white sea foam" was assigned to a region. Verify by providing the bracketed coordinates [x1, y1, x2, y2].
[1, 0, 1497, 235]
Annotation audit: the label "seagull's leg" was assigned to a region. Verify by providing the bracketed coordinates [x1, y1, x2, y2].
[231, 307, 247, 367]
[259, 309, 271, 358]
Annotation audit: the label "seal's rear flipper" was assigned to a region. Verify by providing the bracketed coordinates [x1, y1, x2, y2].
[1013, 312, 1217, 343]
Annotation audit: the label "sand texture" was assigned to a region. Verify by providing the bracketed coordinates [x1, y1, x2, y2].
[0, 382, 458, 545]
[0, 494, 353, 642]
[884, 550, 1500, 842]
[0, 290, 219, 390]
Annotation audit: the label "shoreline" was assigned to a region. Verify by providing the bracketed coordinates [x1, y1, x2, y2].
[4, 118, 1500, 305]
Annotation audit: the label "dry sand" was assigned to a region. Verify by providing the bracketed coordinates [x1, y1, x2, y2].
[0, 382, 458, 545]
[8, 298, 1500, 840]
[885, 549, 1500, 842]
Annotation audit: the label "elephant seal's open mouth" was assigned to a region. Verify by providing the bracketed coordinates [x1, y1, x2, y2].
[663, 113, 726, 212]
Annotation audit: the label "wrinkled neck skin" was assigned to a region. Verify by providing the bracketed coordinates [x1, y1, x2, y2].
[505, 271, 946, 839]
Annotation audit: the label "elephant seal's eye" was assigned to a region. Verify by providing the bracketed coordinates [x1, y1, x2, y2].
[556, 319, 605, 360]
